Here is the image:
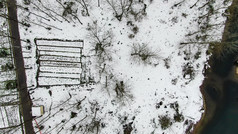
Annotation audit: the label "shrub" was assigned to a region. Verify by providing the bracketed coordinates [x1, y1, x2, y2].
[159, 115, 172, 130]
[171, 16, 178, 23]
[0, 48, 9, 57]
[105, 0, 133, 21]
[107, 79, 133, 104]
[170, 102, 184, 122]
[56, 0, 82, 24]
[123, 122, 133, 134]
[132, 26, 139, 34]
[163, 57, 171, 69]
[128, 3, 147, 21]
[170, 101, 179, 111]
[70, 111, 77, 118]
[174, 112, 184, 122]
[171, 78, 178, 85]
[1, 62, 14, 71]
[182, 13, 188, 18]
[114, 81, 127, 98]
[5, 80, 17, 90]
[88, 120, 101, 133]
[170, 102, 179, 113]
[63, 2, 75, 17]
[194, 51, 201, 59]
[128, 34, 135, 39]
[182, 62, 195, 80]
[71, 125, 76, 131]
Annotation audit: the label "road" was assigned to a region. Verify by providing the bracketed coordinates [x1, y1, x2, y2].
[6, 0, 35, 134]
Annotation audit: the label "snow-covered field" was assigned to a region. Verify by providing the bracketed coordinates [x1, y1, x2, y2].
[1, 0, 232, 133]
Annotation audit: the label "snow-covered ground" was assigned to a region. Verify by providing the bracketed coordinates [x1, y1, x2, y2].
[1, 0, 232, 133]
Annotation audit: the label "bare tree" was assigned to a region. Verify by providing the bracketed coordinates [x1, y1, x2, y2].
[105, 0, 147, 21]
[87, 21, 114, 64]
[75, 0, 91, 16]
[130, 43, 161, 65]
[105, 0, 133, 21]
[56, 0, 83, 24]
[180, 0, 232, 59]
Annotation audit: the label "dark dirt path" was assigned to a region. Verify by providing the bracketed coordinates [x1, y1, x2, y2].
[6, 0, 35, 134]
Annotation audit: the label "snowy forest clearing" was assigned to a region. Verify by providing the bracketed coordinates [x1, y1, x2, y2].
[0, 0, 233, 133]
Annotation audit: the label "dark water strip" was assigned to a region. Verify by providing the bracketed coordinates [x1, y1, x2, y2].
[202, 80, 238, 134]
[200, 0, 238, 133]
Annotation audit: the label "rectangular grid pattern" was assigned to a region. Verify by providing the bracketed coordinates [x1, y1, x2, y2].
[35, 39, 84, 86]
